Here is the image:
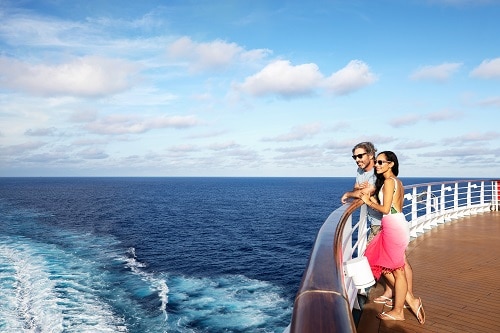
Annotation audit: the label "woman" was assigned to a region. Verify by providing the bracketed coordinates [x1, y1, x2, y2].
[360, 151, 425, 324]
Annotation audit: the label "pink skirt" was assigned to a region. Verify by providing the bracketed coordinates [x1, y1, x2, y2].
[363, 213, 410, 279]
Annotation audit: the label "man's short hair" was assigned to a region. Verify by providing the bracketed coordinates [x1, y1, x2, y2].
[352, 141, 377, 157]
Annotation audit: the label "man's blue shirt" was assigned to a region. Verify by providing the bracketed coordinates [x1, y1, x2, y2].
[356, 167, 382, 226]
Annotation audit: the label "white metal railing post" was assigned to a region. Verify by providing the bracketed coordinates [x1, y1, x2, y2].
[489, 180, 496, 211]
[358, 205, 368, 256]
[479, 180, 488, 212]
[426, 185, 432, 215]
[468, 182, 477, 215]
[342, 214, 357, 310]
[343, 215, 354, 258]
[480, 181, 485, 206]
[439, 184, 446, 222]
[495, 181, 500, 211]
[493, 181, 497, 210]
[467, 181, 472, 209]
[467, 182, 472, 209]
[425, 185, 433, 228]
[443, 185, 453, 222]
[411, 187, 418, 221]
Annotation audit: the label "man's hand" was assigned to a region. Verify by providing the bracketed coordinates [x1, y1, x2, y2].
[341, 192, 351, 204]
[342, 181, 376, 204]
[355, 181, 369, 190]
[341, 189, 362, 204]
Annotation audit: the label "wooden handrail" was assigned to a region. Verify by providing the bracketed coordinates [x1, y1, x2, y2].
[289, 199, 363, 333]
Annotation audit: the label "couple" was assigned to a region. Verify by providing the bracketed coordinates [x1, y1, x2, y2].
[341, 142, 425, 324]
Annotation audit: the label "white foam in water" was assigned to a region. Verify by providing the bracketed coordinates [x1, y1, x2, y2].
[0, 237, 128, 333]
[0, 241, 64, 332]
[166, 274, 292, 332]
[117, 247, 292, 332]
[122, 247, 170, 320]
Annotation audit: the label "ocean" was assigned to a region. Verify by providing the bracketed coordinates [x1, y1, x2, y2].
[0, 177, 444, 333]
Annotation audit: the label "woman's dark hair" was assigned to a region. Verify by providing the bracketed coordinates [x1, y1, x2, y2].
[374, 151, 399, 201]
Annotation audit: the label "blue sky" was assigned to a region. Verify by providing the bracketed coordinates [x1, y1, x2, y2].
[1, 0, 499, 177]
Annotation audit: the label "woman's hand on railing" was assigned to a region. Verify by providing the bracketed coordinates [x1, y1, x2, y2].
[360, 193, 373, 206]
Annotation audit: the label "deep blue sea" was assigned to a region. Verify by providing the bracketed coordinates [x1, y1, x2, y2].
[0, 177, 445, 332]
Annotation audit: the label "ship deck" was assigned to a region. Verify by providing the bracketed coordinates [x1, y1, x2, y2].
[357, 210, 500, 333]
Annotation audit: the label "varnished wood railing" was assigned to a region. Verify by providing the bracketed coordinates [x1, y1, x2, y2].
[288, 199, 363, 333]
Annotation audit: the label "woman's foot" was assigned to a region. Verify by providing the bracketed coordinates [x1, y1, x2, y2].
[377, 310, 405, 321]
[407, 297, 425, 324]
[385, 299, 409, 308]
[373, 295, 393, 304]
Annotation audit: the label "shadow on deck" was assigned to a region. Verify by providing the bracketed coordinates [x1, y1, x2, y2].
[357, 210, 500, 333]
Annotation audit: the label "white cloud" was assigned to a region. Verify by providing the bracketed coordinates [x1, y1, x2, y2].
[70, 110, 99, 123]
[0, 141, 47, 156]
[25, 127, 59, 136]
[85, 114, 202, 135]
[387, 109, 461, 128]
[72, 138, 108, 146]
[324, 136, 396, 153]
[0, 12, 84, 47]
[395, 140, 435, 149]
[322, 60, 377, 95]
[168, 144, 200, 153]
[410, 62, 462, 82]
[186, 130, 228, 139]
[79, 148, 109, 160]
[262, 123, 322, 142]
[470, 58, 500, 79]
[477, 96, 500, 108]
[0, 56, 139, 97]
[0, 8, 169, 54]
[442, 131, 500, 145]
[18, 152, 72, 164]
[389, 114, 423, 127]
[240, 48, 273, 62]
[208, 141, 241, 151]
[237, 60, 323, 97]
[273, 145, 325, 163]
[426, 109, 463, 121]
[167, 36, 270, 73]
[420, 147, 492, 158]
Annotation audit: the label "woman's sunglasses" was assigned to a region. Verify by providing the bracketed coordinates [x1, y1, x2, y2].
[375, 160, 391, 165]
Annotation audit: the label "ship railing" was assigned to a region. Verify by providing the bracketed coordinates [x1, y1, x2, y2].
[403, 180, 498, 238]
[285, 179, 499, 333]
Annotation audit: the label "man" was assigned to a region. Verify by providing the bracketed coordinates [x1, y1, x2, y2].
[341, 141, 382, 241]
[341, 141, 413, 305]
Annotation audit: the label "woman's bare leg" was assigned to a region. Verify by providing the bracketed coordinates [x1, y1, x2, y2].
[376, 257, 413, 304]
[382, 267, 425, 324]
[378, 269, 406, 320]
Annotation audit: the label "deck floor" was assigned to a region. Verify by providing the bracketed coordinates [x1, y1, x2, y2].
[356, 210, 500, 333]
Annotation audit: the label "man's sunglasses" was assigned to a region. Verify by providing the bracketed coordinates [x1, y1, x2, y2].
[352, 153, 367, 160]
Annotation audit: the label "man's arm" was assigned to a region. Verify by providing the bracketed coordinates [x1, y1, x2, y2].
[341, 181, 375, 204]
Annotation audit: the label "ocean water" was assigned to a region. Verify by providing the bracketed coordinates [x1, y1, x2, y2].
[0, 177, 441, 333]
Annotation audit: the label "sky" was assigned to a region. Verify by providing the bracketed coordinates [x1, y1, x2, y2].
[1, 0, 499, 178]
